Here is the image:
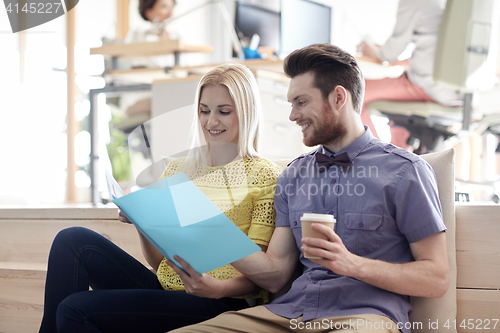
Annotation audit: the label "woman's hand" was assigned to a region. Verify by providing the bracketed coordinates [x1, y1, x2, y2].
[118, 210, 132, 224]
[166, 256, 225, 299]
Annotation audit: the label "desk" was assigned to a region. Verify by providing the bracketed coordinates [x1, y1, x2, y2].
[355, 56, 405, 80]
[90, 39, 214, 70]
[89, 40, 213, 205]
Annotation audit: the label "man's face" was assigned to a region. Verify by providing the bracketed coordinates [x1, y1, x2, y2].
[287, 72, 347, 148]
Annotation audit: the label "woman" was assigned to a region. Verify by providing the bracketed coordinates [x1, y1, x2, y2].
[39, 63, 281, 333]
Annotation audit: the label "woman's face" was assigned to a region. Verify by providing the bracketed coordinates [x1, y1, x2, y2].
[146, 0, 175, 22]
[199, 85, 240, 146]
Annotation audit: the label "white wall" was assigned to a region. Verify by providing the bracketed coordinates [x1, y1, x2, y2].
[328, 0, 399, 53]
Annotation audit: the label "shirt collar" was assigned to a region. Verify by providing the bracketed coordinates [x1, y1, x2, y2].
[316, 126, 375, 162]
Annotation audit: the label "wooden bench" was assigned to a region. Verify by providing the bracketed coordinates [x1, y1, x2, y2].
[455, 204, 500, 331]
[0, 204, 499, 332]
[0, 206, 146, 333]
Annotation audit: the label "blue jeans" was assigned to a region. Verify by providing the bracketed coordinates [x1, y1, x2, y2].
[39, 227, 248, 333]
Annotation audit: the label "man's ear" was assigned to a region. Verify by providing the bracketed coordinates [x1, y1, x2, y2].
[328, 85, 348, 111]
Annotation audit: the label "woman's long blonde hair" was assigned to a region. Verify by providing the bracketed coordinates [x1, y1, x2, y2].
[184, 63, 263, 176]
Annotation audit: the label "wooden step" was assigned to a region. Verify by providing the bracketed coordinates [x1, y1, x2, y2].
[0, 207, 149, 333]
[0, 207, 147, 266]
[0, 262, 46, 333]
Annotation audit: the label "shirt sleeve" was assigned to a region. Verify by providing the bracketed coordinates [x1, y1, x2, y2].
[393, 159, 446, 243]
[246, 161, 282, 246]
[378, 0, 421, 62]
[274, 171, 291, 228]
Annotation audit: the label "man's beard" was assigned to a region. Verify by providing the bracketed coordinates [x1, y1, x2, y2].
[303, 102, 347, 148]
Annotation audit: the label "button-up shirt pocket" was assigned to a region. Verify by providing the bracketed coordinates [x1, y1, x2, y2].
[342, 212, 383, 256]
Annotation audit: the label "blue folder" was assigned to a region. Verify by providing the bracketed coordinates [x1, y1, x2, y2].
[105, 170, 260, 274]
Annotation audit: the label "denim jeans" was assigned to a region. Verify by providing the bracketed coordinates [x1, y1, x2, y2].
[39, 227, 248, 333]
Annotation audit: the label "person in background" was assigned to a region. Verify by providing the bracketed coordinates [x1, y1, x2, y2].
[358, 0, 462, 151]
[38, 63, 281, 333]
[169, 43, 449, 333]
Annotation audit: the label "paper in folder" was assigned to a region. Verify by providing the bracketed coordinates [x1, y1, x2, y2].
[105, 170, 260, 274]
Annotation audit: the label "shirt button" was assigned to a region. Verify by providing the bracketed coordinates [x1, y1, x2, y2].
[331, 179, 337, 184]
[311, 280, 318, 284]
[294, 221, 297, 226]
[359, 221, 364, 228]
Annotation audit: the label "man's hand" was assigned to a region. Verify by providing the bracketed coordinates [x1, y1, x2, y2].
[302, 223, 450, 298]
[118, 210, 132, 224]
[301, 223, 360, 277]
[166, 256, 225, 299]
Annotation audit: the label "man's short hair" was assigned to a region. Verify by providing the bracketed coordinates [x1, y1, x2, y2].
[283, 43, 365, 114]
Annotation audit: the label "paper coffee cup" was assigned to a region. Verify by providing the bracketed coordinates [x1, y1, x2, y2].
[301, 213, 336, 259]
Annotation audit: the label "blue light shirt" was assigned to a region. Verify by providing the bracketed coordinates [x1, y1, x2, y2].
[265, 127, 445, 332]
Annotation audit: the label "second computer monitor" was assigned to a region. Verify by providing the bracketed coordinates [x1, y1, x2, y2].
[280, 0, 331, 58]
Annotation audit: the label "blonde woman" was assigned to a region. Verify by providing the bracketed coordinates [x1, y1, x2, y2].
[39, 64, 281, 333]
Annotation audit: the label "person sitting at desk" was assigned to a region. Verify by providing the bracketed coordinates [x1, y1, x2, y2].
[168, 43, 449, 333]
[358, 0, 462, 151]
[38, 63, 282, 333]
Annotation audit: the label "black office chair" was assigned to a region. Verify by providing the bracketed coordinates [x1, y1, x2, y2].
[367, 0, 498, 152]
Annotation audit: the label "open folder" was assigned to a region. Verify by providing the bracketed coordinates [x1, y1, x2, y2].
[105, 170, 260, 274]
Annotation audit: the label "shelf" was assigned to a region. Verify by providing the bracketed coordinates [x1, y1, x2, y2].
[90, 39, 213, 58]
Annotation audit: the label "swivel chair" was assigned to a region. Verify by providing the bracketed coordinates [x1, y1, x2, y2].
[367, 0, 498, 152]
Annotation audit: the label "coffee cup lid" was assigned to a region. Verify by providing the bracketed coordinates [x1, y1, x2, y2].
[300, 213, 335, 223]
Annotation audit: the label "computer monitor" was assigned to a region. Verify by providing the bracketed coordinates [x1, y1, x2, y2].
[280, 0, 331, 58]
[235, 1, 281, 56]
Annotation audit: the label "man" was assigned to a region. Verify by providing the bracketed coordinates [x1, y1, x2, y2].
[170, 44, 449, 333]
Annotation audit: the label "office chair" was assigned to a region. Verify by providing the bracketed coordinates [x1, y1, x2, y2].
[367, 0, 498, 152]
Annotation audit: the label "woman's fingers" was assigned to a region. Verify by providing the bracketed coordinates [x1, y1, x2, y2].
[117, 210, 132, 224]
[172, 256, 200, 277]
